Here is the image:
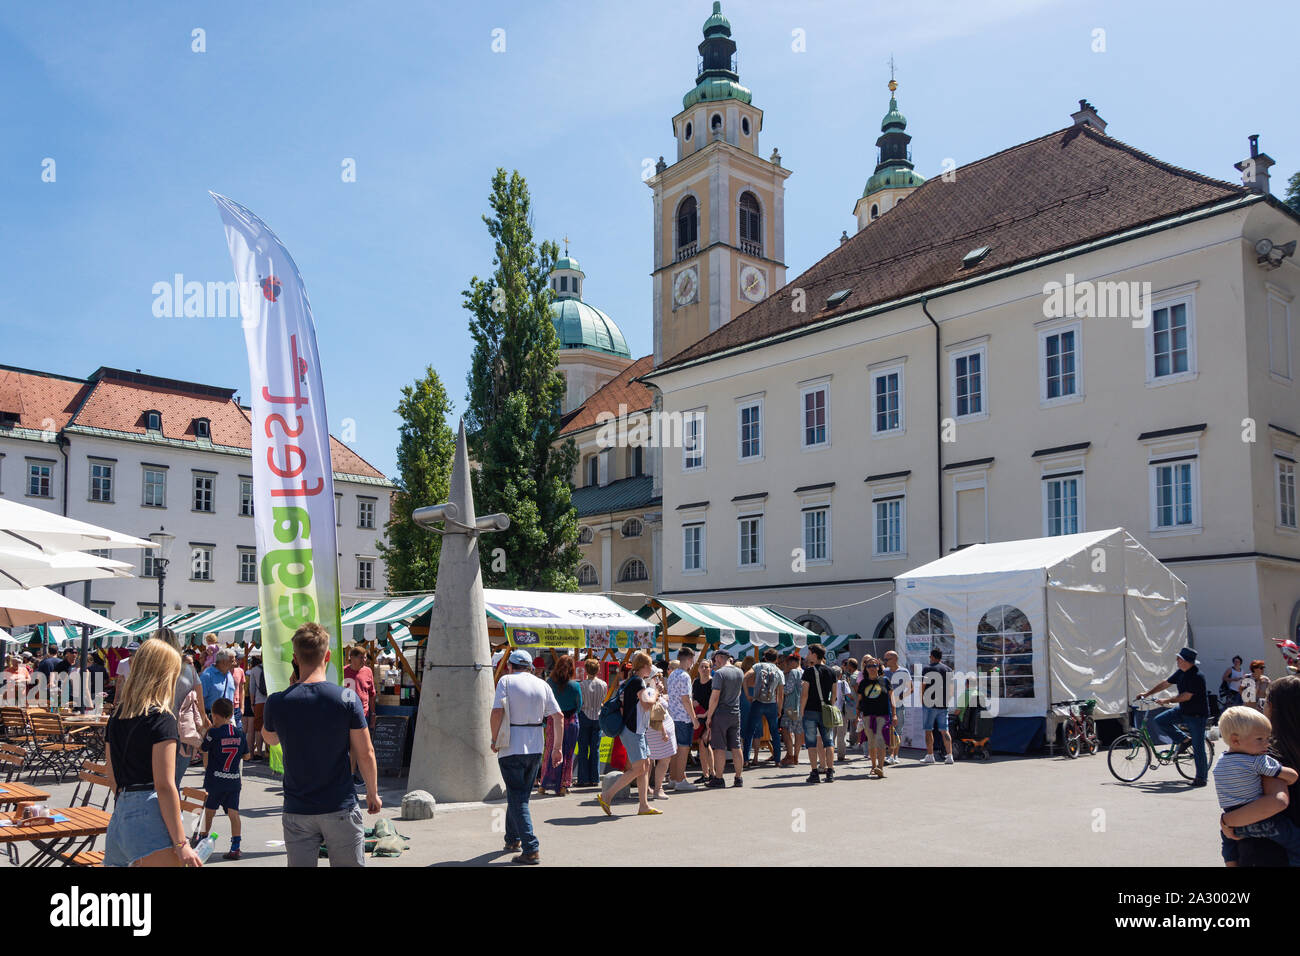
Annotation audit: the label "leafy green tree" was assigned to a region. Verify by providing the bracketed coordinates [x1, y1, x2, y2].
[1285, 171, 1300, 215]
[377, 367, 455, 593]
[463, 169, 580, 591]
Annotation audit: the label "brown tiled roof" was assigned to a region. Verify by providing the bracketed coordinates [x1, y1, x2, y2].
[657, 125, 1247, 370]
[2, 365, 386, 481]
[0, 367, 90, 431]
[560, 355, 655, 436]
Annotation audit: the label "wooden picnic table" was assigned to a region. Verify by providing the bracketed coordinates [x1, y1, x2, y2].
[0, 782, 51, 808]
[0, 806, 111, 867]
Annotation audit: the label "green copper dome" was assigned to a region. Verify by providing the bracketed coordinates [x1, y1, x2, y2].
[862, 167, 926, 198]
[683, 2, 750, 109]
[553, 255, 582, 273]
[551, 298, 631, 359]
[683, 77, 752, 109]
[703, 1, 730, 37]
[881, 96, 906, 131]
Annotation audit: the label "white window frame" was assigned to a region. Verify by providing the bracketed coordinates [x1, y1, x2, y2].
[949, 343, 989, 422]
[1267, 284, 1293, 384]
[238, 550, 258, 584]
[357, 558, 375, 591]
[682, 409, 705, 472]
[190, 546, 214, 582]
[1277, 457, 1298, 531]
[801, 505, 831, 564]
[142, 467, 166, 508]
[88, 460, 114, 503]
[872, 495, 906, 557]
[239, 477, 254, 517]
[869, 363, 906, 437]
[1042, 471, 1084, 537]
[1145, 283, 1198, 387]
[737, 397, 764, 462]
[799, 383, 830, 449]
[737, 512, 764, 570]
[578, 563, 599, 586]
[618, 557, 649, 583]
[1038, 319, 1083, 407]
[193, 473, 215, 513]
[683, 523, 706, 574]
[26, 461, 53, 498]
[1148, 457, 1200, 535]
[358, 498, 376, 530]
[950, 465, 992, 552]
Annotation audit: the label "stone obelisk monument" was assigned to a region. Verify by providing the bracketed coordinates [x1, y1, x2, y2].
[405, 420, 506, 803]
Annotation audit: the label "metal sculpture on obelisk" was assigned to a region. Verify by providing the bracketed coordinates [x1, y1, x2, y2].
[405, 420, 509, 803]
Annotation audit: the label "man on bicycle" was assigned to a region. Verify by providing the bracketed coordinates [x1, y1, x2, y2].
[1137, 646, 1210, 787]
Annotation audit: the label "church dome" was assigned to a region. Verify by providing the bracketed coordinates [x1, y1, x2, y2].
[551, 299, 632, 359]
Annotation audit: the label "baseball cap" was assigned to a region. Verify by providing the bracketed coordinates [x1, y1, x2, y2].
[711, 647, 732, 661]
[125, 642, 140, 651]
[508, 649, 533, 668]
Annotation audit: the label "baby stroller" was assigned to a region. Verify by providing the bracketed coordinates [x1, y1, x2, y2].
[951, 692, 991, 760]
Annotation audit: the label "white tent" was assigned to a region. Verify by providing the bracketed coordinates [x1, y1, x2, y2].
[894, 529, 1187, 747]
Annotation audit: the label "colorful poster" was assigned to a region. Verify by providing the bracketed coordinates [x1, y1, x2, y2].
[212, 193, 343, 691]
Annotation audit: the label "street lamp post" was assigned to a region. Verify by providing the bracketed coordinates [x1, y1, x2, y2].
[149, 529, 175, 636]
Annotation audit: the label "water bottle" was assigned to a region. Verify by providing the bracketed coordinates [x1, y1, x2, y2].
[195, 833, 219, 864]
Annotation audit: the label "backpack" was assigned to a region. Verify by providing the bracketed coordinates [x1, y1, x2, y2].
[754, 662, 781, 704]
[598, 682, 627, 737]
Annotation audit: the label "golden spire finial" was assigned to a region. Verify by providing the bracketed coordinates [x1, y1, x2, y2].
[563, 235, 570, 256]
[887, 55, 897, 94]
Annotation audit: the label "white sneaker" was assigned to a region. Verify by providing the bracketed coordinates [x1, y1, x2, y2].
[920, 754, 935, 764]
[944, 754, 954, 765]
[664, 781, 676, 792]
[672, 779, 697, 791]
[885, 755, 896, 765]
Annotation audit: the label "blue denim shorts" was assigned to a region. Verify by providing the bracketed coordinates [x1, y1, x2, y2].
[922, 707, 949, 731]
[103, 789, 174, 867]
[802, 712, 832, 747]
[674, 719, 694, 747]
[620, 728, 649, 764]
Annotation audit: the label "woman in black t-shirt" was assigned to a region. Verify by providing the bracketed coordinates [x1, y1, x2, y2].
[103, 640, 202, 868]
[692, 658, 716, 781]
[856, 659, 895, 779]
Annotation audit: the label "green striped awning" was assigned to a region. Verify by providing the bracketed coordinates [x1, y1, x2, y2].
[89, 613, 194, 647]
[340, 595, 435, 642]
[175, 606, 253, 636]
[639, 600, 818, 648]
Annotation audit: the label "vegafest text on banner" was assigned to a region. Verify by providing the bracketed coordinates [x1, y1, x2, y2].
[211, 192, 343, 691]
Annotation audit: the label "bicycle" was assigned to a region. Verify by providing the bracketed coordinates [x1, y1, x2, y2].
[1106, 698, 1216, 783]
[1051, 698, 1099, 758]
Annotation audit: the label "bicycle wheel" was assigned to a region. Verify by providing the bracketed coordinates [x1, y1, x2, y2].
[1064, 726, 1080, 758]
[1174, 737, 1215, 780]
[1108, 733, 1151, 782]
[1084, 718, 1099, 755]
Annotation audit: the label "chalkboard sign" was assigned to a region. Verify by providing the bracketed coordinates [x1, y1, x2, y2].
[371, 714, 410, 775]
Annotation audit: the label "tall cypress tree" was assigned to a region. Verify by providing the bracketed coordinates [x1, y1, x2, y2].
[377, 367, 455, 593]
[464, 169, 579, 591]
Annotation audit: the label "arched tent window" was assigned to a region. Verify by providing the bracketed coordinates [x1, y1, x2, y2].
[621, 518, 643, 538]
[977, 604, 1034, 699]
[905, 608, 954, 665]
[738, 191, 762, 254]
[578, 564, 598, 586]
[676, 196, 698, 256]
[618, 558, 648, 582]
[872, 612, 895, 646]
[578, 526, 594, 545]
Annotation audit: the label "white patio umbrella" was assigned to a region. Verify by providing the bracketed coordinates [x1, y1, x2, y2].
[0, 586, 130, 633]
[0, 498, 156, 554]
[0, 546, 134, 590]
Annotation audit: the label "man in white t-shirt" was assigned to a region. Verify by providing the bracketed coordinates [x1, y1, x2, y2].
[882, 650, 913, 765]
[665, 647, 698, 791]
[490, 649, 563, 865]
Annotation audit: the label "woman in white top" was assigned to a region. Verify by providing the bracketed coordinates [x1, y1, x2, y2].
[1223, 656, 1245, 707]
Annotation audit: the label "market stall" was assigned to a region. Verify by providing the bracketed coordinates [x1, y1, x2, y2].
[893, 528, 1188, 752]
[637, 598, 818, 650]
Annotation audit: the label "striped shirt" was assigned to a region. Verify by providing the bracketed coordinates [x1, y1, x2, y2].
[579, 678, 607, 721]
[1212, 751, 1282, 810]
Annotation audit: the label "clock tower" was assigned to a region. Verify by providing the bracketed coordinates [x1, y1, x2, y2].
[647, 2, 791, 366]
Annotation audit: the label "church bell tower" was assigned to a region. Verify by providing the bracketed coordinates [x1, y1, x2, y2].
[646, 2, 792, 366]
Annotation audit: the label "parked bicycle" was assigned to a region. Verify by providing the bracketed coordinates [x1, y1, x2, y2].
[1052, 698, 1099, 758]
[1107, 697, 1216, 783]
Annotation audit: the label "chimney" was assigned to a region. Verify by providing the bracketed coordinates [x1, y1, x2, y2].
[1070, 99, 1106, 134]
[1234, 134, 1275, 195]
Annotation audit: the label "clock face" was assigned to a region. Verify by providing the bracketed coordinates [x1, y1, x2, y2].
[673, 266, 699, 307]
[739, 264, 767, 303]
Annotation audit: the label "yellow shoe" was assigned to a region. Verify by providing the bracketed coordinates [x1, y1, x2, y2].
[637, 807, 664, 815]
[597, 792, 612, 816]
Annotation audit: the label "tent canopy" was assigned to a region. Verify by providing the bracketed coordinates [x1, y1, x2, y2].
[340, 595, 435, 642]
[894, 528, 1187, 724]
[483, 589, 657, 650]
[639, 599, 818, 648]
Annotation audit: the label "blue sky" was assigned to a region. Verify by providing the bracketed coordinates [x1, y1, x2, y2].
[2, 0, 1296, 478]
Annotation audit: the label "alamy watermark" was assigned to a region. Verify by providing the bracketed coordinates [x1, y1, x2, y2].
[1042, 273, 1151, 327]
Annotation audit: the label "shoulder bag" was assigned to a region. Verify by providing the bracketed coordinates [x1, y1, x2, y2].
[815, 666, 843, 729]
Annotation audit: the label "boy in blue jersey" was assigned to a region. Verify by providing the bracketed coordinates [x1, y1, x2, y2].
[200, 697, 248, 860]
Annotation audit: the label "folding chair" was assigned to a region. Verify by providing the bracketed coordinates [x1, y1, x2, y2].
[26, 713, 93, 782]
[0, 707, 36, 756]
[57, 761, 113, 867]
[0, 741, 29, 783]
